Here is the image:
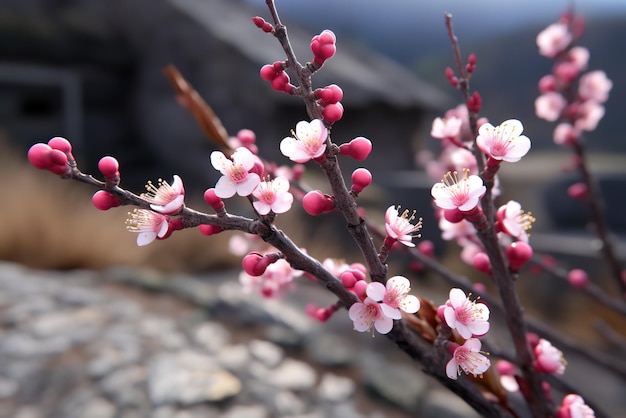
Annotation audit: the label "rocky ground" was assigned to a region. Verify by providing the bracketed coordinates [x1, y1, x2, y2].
[0, 261, 481, 418]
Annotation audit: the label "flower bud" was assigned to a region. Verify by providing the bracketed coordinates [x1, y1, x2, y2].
[322, 102, 343, 124]
[260, 64, 277, 81]
[198, 224, 222, 236]
[352, 279, 368, 301]
[339, 137, 372, 161]
[351, 168, 372, 193]
[92, 190, 121, 211]
[317, 84, 343, 104]
[27, 143, 53, 169]
[506, 241, 533, 272]
[443, 208, 465, 223]
[340, 268, 366, 289]
[48, 137, 72, 155]
[473, 252, 492, 275]
[417, 240, 435, 258]
[567, 182, 587, 200]
[98, 156, 120, 179]
[204, 188, 225, 212]
[302, 190, 335, 215]
[567, 269, 588, 288]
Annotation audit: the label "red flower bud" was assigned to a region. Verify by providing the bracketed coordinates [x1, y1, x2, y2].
[98, 156, 120, 179]
[506, 241, 533, 272]
[92, 190, 121, 211]
[339, 136, 372, 161]
[302, 190, 335, 215]
[322, 102, 343, 124]
[351, 168, 372, 193]
[27, 143, 53, 169]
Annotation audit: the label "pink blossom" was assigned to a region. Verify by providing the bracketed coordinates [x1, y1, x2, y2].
[430, 116, 462, 140]
[252, 176, 294, 215]
[438, 217, 475, 241]
[443, 288, 490, 339]
[366, 276, 420, 319]
[534, 338, 566, 375]
[125, 209, 169, 246]
[431, 169, 486, 212]
[537, 23, 572, 58]
[348, 297, 393, 334]
[280, 119, 328, 163]
[567, 47, 589, 72]
[384, 205, 422, 247]
[558, 394, 595, 418]
[211, 147, 261, 198]
[578, 70, 612, 103]
[497, 200, 535, 242]
[142, 175, 185, 214]
[476, 119, 531, 162]
[535, 92, 567, 122]
[239, 258, 302, 298]
[553, 123, 580, 146]
[574, 101, 605, 132]
[446, 338, 491, 380]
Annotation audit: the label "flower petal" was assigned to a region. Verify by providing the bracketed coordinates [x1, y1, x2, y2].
[366, 282, 386, 301]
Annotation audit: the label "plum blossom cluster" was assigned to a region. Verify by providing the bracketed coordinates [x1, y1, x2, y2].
[535, 14, 612, 145]
[348, 276, 420, 335]
[422, 114, 535, 272]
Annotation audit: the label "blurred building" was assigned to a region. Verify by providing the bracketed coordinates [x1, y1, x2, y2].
[0, 0, 450, 193]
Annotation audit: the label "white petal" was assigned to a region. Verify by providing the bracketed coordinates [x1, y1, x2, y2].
[235, 173, 261, 196]
[399, 295, 420, 314]
[214, 176, 237, 198]
[137, 231, 157, 246]
[366, 282, 386, 301]
[210, 151, 230, 173]
[232, 147, 255, 170]
[443, 306, 457, 328]
[387, 276, 410, 293]
[253, 201, 271, 215]
[468, 320, 490, 337]
[449, 288, 467, 307]
[381, 304, 402, 320]
[374, 316, 393, 334]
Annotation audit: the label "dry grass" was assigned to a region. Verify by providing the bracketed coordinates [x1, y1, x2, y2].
[0, 141, 345, 272]
[0, 141, 237, 272]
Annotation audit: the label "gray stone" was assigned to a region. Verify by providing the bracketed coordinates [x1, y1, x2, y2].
[317, 373, 356, 403]
[362, 354, 426, 412]
[194, 321, 230, 353]
[220, 404, 269, 418]
[30, 307, 106, 343]
[80, 397, 117, 418]
[216, 344, 250, 372]
[148, 350, 241, 405]
[250, 358, 317, 391]
[306, 333, 356, 367]
[100, 365, 148, 408]
[273, 390, 307, 416]
[1, 332, 70, 357]
[248, 339, 284, 368]
[0, 375, 19, 399]
[418, 388, 481, 418]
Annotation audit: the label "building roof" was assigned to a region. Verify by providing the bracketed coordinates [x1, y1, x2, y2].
[169, 0, 451, 110]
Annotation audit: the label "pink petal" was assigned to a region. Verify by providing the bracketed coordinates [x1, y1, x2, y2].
[232, 147, 255, 170]
[464, 338, 483, 352]
[443, 306, 458, 328]
[446, 358, 459, 379]
[387, 276, 410, 293]
[210, 151, 230, 173]
[455, 323, 473, 339]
